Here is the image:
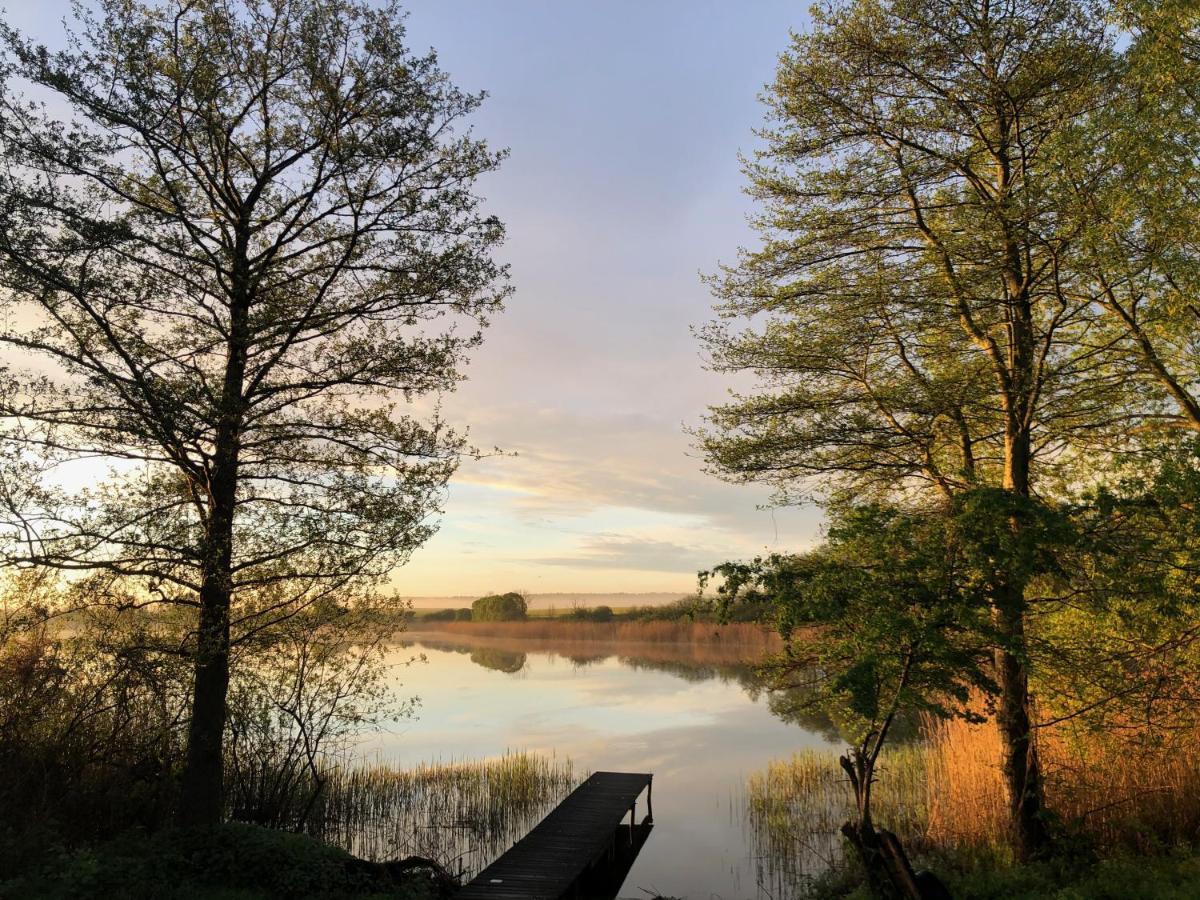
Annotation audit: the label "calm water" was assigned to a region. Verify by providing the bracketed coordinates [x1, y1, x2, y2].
[354, 633, 840, 899]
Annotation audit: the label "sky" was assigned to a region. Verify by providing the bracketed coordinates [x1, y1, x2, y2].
[8, 0, 824, 596]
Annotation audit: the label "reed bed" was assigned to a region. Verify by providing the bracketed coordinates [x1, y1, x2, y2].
[744, 714, 1200, 886]
[926, 715, 1200, 853]
[401, 631, 778, 668]
[308, 752, 577, 879]
[406, 618, 783, 650]
[744, 745, 930, 889]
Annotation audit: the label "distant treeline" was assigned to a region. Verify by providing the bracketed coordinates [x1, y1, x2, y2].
[411, 594, 774, 626]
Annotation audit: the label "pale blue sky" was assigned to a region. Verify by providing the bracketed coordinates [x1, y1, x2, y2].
[7, 0, 823, 594]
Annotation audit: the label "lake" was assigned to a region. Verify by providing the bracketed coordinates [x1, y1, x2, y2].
[354, 632, 842, 899]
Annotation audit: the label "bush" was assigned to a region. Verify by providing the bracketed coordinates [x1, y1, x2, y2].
[470, 592, 527, 622]
[0, 823, 441, 899]
[454, 608, 472, 621]
[0, 624, 187, 844]
[808, 849, 1200, 900]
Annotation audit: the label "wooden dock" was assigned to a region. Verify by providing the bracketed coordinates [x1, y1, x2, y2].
[457, 771, 653, 900]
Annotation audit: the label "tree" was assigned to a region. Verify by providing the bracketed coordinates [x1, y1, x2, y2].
[470, 592, 528, 622]
[706, 504, 995, 897]
[698, 0, 1117, 857]
[1058, 2, 1200, 438]
[0, 0, 507, 826]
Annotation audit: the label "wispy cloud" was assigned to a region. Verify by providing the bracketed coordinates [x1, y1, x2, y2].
[531, 534, 716, 573]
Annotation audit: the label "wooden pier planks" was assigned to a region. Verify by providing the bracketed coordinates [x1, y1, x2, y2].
[456, 770, 652, 900]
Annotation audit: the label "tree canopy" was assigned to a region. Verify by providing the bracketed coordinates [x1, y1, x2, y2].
[471, 592, 528, 622]
[697, 0, 1200, 863]
[0, 0, 507, 824]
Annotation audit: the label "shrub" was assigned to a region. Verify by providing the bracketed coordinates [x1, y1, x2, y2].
[0, 823, 441, 899]
[470, 593, 528, 622]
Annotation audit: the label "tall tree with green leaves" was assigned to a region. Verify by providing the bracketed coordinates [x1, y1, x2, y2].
[1059, 1, 1200, 438]
[699, 0, 1116, 857]
[0, 0, 507, 825]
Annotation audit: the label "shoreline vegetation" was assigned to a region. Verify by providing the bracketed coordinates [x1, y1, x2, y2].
[403, 618, 783, 652]
[283, 752, 578, 879]
[3, 752, 578, 899]
[747, 705, 1200, 899]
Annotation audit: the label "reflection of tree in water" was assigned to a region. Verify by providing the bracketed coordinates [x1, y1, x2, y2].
[469, 647, 527, 673]
[618, 655, 847, 738]
[398, 636, 869, 736]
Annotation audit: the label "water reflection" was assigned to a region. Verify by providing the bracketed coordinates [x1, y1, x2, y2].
[364, 632, 843, 899]
[469, 646, 527, 673]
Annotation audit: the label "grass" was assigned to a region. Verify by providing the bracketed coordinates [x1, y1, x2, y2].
[309, 752, 578, 880]
[404, 618, 783, 650]
[744, 745, 932, 888]
[745, 713, 1200, 897]
[1, 752, 576, 898]
[0, 822, 441, 900]
[947, 851, 1200, 900]
[809, 850, 1200, 900]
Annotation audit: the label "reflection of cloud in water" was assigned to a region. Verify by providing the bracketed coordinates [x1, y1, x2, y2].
[353, 637, 840, 899]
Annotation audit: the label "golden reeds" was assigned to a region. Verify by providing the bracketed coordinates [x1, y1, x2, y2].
[926, 715, 1200, 853]
[745, 712, 1200, 881]
[406, 618, 783, 649]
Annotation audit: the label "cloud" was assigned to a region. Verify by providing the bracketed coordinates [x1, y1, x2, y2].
[531, 534, 715, 573]
[449, 405, 788, 529]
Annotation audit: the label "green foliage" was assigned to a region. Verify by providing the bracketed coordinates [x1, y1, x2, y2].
[0, 823, 440, 900]
[810, 850, 1200, 900]
[945, 851, 1200, 900]
[696, 0, 1122, 507]
[703, 488, 1103, 744]
[469, 592, 528, 622]
[709, 504, 998, 748]
[569, 604, 616, 622]
[1033, 445, 1200, 734]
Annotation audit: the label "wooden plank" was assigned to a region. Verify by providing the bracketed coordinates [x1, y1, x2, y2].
[457, 771, 652, 900]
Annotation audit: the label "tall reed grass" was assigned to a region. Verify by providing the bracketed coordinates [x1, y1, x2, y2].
[406, 618, 782, 649]
[744, 745, 930, 889]
[926, 715, 1200, 853]
[307, 752, 577, 879]
[744, 714, 1200, 885]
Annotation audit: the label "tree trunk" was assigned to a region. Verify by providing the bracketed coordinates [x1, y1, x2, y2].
[842, 818, 897, 899]
[179, 562, 233, 826]
[178, 454, 240, 826]
[993, 605, 1049, 860]
[178, 240, 251, 827]
[996, 422, 1050, 859]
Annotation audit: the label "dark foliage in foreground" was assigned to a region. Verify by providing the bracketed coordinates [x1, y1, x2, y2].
[0, 823, 445, 900]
